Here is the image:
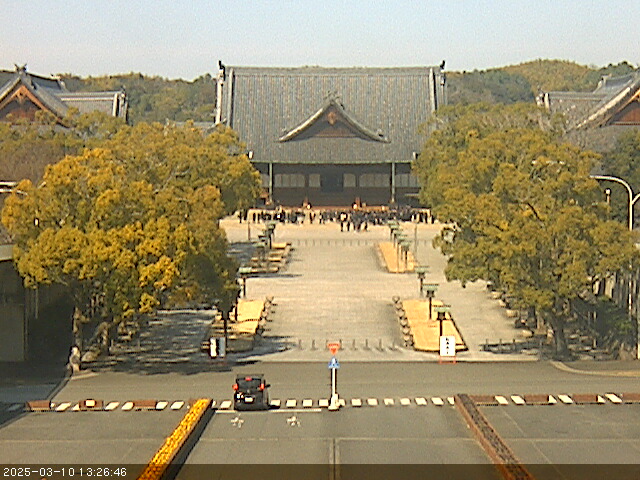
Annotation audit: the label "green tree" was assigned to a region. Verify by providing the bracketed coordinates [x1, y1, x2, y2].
[2, 123, 260, 352]
[415, 104, 638, 357]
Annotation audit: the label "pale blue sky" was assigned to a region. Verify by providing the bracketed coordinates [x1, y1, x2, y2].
[2, 0, 638, 80]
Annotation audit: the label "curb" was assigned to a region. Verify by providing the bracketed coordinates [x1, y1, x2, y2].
[551, 361, 640, 377]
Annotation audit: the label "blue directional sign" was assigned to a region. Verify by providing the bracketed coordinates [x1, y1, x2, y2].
[328, 357, 340, 369]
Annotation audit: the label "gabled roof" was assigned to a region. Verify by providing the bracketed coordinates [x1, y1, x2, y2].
[220, 65, 445, 164]
[539, 72, 640, 130]
[0, 66, 128, 123]
[278, 97, 390, 143]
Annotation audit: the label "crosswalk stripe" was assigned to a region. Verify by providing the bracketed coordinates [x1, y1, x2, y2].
[338, 398, 346, 407]
[511, 395, 525, 405]
[558, 395, 573, 404]
[219, 400, 232, 410]
[210, 401, 217, 408]
[548, 395, 557, 404]
[606, 393, 622, 404]
[170, 401, 184, 410]
[71, 404, 81, 411]
[597, 395, 606, 404]
[302, 399, 313, 408]
[432, 397, 444, 406]
[8, 404, 22, 412]
[495, 396, 509, 406]
[415, 397, 427, 406]
[351, 398, 362, 407]
[55, 402, 71, 412]
[384, 398, 394, 406]
[400, 398, 411, 406]
[447, 397, 455, 406]
[367, 398, 378, 406]
[105, 402, 119, 411]
[270, 399, 281, 408]
[286, 399, 297, 408]
[121, 402, 134, 411]
[156, 401, 168, 411]
[319, 399, 329, 408]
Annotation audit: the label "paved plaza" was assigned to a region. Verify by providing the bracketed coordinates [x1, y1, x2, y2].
[223, 216, 532, 362]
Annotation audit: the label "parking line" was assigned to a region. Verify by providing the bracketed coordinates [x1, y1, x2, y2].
[55, 402, 71, 412]
[351, 398, 362, 407]
[105, 402, 119, 411]
[415, 397, 427, 406]
[302, 399, 313, 408]
[170, 401, 184, 410]
[431, 397, 444, 406]
[367, 398, 378, 406]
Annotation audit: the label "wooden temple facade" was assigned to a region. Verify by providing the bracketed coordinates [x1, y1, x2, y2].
[216, 64, 446, 206]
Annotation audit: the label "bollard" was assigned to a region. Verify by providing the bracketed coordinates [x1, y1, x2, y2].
[364, 339, 370, 350]
[352, 339, 357, 351]
[311, 339, 317, 351]
[378, 338, 383, 351]
[298, 339, 303, 350]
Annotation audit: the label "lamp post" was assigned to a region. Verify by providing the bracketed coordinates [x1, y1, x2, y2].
[415, 266, 428, 297]
[591, 174, 640, 360]
[424, 284, 439, 320]
[238, 266, 252, 298]
[434, 305, 451, 338]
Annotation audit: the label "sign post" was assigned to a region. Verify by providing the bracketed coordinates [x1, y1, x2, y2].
[327, 342, 341, 411]
[439, 335, 456, 364]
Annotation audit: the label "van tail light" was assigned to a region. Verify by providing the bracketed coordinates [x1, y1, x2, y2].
[233, 383, 239, 391]
[259, 384, 265, 390]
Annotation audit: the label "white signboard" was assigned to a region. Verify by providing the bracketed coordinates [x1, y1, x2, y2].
[439, 336, 456, 357]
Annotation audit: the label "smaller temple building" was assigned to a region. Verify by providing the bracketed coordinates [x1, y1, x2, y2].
[0, 65, 128, 124]
[538, 72, 640, 150]
[217, 64, 446, 207]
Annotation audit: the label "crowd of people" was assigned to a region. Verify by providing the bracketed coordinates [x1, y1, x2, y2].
[238, 205, 435, 230]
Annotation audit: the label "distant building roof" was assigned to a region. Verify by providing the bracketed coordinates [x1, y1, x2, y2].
[219, 65, 446, 164]
[538, 72, 640, 130]
[0, 65, 128, 123]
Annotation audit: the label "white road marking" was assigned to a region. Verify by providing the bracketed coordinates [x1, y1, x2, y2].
[351, 398, 362, 407]
[447, 397, 455, 406]
[400, 398, 411, 406]
[170, 401, 184, 410]
[286, 399, 297, 408]
[415, 397, 427, 406]
[384, 398, 394, 406]
[319, 399, 329, 408]
[219, 400, 232, 410]
[548, 395, 557, 404]
[495, 396, 509, 406]
[71, 404, 80, 411]
[105, 402, 119, 411]
[511, 395, 525, 405]
[8, 404, 22, 412]
[55, 402, 71, 412]
[431, 397, 444, 406]
[367, 398, 378, 406]
[121, 402, 134, 411]
[270, 399, 282, 408]
[605, 393, 622, 404]
[558, 395, 574, 404]
[302, 399, 313, 408]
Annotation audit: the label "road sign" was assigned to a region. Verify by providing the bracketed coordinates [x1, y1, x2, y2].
[327, 342, 340, 356]
[439, 336, 456, 357]
[328, 357, 341, 369]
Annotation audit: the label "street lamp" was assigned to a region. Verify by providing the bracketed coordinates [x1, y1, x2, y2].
[238, 266, 252, 298]
[591, 174, 640, 360]
[415, 266, 428, 297]
[434, 305, 451, 338]
[424, 283, 439, 320]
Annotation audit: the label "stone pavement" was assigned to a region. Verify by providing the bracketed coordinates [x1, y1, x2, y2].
[223, 218, 534, 362]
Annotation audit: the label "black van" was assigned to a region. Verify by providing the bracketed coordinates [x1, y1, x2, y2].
[233, 375, 270, 410]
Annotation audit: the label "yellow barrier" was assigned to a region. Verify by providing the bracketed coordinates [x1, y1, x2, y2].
[137, 398, 211, 480]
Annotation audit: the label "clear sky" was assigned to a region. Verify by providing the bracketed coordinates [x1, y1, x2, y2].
[2, 0, 638, 80]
